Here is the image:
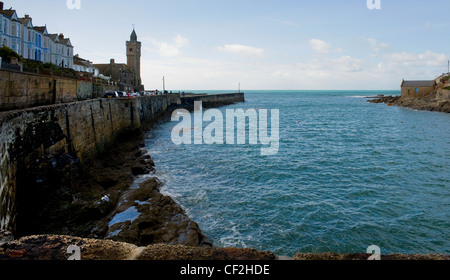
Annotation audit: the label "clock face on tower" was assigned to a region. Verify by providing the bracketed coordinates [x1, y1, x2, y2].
[129, 48, 133, 52]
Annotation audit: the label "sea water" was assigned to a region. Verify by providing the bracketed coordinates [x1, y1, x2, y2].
[143, 90, 450, 256]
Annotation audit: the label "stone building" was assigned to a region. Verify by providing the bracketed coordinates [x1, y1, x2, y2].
[94, 59, 136, 91]
[73, 55, 99, 75]
[0, 3, 20, 55]
[94, 29, 143, 92]
[126, 28, 142, 89]
[401, 80, 436, 98]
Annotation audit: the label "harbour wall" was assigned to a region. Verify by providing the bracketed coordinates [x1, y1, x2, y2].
[0, 92, 244, 233]
[0, 69, 119, 112]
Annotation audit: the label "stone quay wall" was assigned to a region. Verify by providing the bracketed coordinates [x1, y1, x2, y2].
[0, 69, 119, 112]
[0, 92, 244, 233]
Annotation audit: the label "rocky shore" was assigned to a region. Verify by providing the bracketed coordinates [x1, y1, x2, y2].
[368, 91, 450, 113]
[14, 115, 209, 248]
[4, 127, 449, 261]
[4, 97, 449, 261]
[1, 233, 449, 260]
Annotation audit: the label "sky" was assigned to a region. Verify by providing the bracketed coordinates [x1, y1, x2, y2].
[8, 0, 450, 90]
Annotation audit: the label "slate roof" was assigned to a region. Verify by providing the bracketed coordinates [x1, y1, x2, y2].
[130, 29, 137, 41]
[402, 80, 436, 87]
[0, 9, 15, 18]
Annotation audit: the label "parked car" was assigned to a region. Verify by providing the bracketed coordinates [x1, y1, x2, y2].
[116, 91, 128, 98]
[143, 90, 156, 96]
[104, 91, 119, 98]
[125, 92, 139, 97]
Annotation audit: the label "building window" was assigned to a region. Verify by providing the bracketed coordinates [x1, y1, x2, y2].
[3, 20, 6, 33]
[35, 34, 41, 48]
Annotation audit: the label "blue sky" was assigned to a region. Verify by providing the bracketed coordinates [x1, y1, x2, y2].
[9, 0, 450, 90]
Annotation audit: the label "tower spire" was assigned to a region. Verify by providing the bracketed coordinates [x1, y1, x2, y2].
[130, 25, 137, 41]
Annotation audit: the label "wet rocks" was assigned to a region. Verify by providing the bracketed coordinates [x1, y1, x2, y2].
[66, 132, 209, 248]
[0, 230, 14, 247]
[13, 126, 209, 249]
[1, 234, 448, 260]
[367, 95, 400, 104]
[368, 94, 450, 113]
[105, 178, 209, 247]
[0, 235, 138, 260]
[0, 234, 275, 260]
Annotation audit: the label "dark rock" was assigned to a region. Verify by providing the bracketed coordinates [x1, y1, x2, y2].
[368, 94, 450, 113]
[104, 178, 209, 247]
[11, 113, 208, 250]
[0, 230, 14, 246]
[0, 235, 276, 260]
[0, 235, 138, 260]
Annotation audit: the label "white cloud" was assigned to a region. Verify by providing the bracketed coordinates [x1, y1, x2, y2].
[308, 39, 332, 54]
[149, 35, 189, 57]
[157, 42, 181, 57]
[141, 35, 447, 90]
[297, 55, 362, 72]
[363, 37, 390, 52]
[384, 51, 447, 68]
[308, 39, 343, 54]
[217, 44, 265, 58]
[174, 35, 189, 48]
[331, 56, 363, 72]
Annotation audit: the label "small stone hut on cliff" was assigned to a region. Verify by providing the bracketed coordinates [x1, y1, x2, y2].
[401, 80, 436, 98]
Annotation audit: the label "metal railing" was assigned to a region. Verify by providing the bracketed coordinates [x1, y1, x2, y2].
[1, 62, 21, 72]
[1, 62, 121, 86]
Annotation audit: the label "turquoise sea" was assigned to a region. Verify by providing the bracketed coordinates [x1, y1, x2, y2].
[143, 90, 450, 256]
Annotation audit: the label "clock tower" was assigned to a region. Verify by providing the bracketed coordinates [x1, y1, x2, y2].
[126, 28, 142, 89]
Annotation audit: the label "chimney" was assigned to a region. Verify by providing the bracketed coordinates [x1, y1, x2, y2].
[110, 59, 115, 64]
[0, 2, 3, 10]
[59, 33, 64, 39]
[24, 14, 30, 19]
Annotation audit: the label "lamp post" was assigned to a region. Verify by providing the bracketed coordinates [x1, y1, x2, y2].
[163, 76, 165, 94]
